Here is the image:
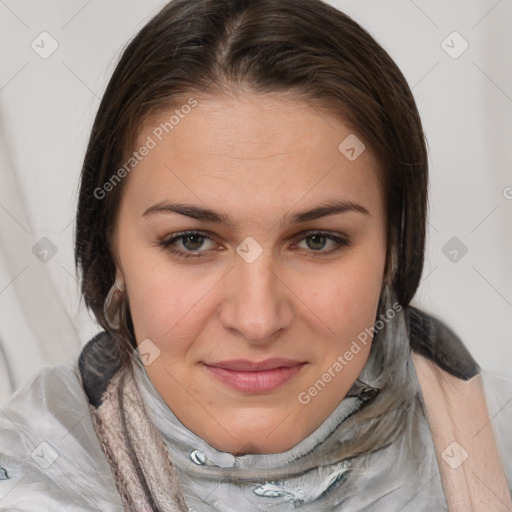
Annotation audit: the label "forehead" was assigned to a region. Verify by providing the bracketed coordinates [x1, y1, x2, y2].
[121, 92, 385, 224]
[135, 92, 375, 160]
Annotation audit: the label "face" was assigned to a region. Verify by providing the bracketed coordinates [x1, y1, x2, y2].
[114, 92, 388, 455]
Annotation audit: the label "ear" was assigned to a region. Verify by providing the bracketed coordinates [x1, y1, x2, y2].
[114, 267, 125, 291]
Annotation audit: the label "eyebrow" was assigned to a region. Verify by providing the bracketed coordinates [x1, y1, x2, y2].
[142, 199, 370, 228]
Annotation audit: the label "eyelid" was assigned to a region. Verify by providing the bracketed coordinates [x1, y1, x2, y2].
[159, 230, 220, 250]
[293, 228, 349, 240]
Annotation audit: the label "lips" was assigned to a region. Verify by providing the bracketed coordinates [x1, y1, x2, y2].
[203, 358, 306, 393]
[205, 358, 302, 371]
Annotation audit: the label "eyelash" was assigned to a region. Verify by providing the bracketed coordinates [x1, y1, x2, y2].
[157, 230, 350, 259]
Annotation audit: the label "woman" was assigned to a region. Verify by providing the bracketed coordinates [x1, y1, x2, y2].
[0, 0, 511, 510]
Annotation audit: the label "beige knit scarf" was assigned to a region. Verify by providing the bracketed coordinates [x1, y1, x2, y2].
[91, 363, 188, 512]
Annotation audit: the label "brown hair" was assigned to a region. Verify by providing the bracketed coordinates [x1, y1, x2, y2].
[75, 0, 428, 353]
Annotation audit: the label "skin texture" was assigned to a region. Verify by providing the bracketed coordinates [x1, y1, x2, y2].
[114, 92, 388, 455]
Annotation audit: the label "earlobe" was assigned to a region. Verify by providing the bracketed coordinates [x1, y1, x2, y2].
[114, 271, 125, 292]
[104, 274, 126, 330]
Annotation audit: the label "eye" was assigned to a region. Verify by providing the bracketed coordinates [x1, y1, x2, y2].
[158, 231, 218, 259]
[293, 231, 350, 256]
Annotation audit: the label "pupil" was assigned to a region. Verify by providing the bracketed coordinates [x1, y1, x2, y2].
[308, 235, 326, 250]
[184, 235, 203, 251]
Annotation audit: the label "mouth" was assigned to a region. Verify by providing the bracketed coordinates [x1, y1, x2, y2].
[203, 358, 307, 393]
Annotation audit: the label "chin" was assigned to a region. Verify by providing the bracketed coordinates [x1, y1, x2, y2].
[204, 409, 304, 455]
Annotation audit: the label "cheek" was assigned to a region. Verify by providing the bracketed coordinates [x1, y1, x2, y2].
[122, 248, 225, 359]
[314, 272, 382, 345]
[301, 253, 386, 364]
[127, 272, 205, 347]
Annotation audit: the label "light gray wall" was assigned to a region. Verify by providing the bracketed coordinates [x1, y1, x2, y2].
[1, 0, 511, 405]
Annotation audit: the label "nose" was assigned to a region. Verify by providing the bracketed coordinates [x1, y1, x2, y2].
[219, 249, 294, 344]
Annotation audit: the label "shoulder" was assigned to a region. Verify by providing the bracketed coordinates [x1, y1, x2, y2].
[0, 364, 122, 511]
[480, 368, 512, 488]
